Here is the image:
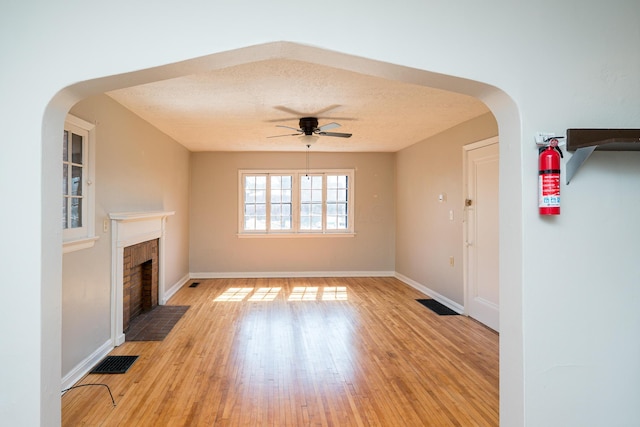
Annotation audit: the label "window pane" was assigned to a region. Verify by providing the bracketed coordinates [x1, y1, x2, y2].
[245, 189, 255, 203]
[327, 175, 337, 188]
[70, 197, 82, 228]
[301, 203, 310, 215]
[246, 176, 255, 188]
[327, 189, 337, 202]
[256, 190, 266, 203]
[311, 216, 322, 230]
[311, 203, 322, 215]
[301, 189, 311, 202]
[256, 204, 266, 216]
[301, 176, 312, 189]
[312, 176, 322, 187]
[63, 131, 68, 161]
[62, 199, 68, 229]
[327, 203, 337, 215]
[245, 217, 255, 230]
[63, 164, 68, 195]
[311, 189, 322, 202]
[71, 133, 83, 164]
[245, 205, 255, 215]
[270, 174, 292, 231]
[300, 216, 310, 229]
[338, 175, 347, 187]
[256, 176, 267, 188]
[338, 189, 347, 202]
[71, 166, 82, 196]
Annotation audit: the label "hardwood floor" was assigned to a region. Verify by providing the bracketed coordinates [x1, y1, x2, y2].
[62, 277, 498, 426]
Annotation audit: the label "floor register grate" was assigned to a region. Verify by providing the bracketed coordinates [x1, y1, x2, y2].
[90, 355, 139, 374]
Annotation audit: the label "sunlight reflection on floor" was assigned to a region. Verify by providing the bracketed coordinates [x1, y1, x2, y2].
[213, 286, 348, 302]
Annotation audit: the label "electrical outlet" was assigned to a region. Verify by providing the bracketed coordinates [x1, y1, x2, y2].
[103, 219, 109, 233]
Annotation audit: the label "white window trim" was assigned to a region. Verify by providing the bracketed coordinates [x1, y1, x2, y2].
[63, 114, 97, 253]
[237, 168, 356, 238]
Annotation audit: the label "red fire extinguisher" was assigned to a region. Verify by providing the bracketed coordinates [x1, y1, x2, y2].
[538, 138, 563, 215]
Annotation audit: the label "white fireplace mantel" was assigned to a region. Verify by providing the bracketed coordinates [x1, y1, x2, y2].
[109, 210, 174, 346]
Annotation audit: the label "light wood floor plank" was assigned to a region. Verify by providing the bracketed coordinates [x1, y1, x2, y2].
[62, 277, 498, 426]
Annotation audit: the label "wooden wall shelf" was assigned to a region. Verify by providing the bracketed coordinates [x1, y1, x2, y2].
[565, 129, 640, 184]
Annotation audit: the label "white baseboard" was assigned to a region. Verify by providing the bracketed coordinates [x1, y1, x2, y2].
[162, 273, 190, 304]
[394, 272, 464, 314]
[61, 339, 113, 391]
[190, 271, 396, 279]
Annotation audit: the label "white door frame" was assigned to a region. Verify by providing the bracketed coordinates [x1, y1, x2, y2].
[462, 136, 499, 327]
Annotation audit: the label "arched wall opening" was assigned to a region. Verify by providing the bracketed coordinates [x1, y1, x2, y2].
[43, 41, 523, 424]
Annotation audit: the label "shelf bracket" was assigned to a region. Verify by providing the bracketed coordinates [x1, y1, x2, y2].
[566, 146, 597, 185]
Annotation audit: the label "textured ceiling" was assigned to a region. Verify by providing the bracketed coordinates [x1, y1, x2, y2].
[107, 59, 490, 152]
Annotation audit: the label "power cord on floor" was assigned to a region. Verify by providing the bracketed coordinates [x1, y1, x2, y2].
[61, 383, 116, 407]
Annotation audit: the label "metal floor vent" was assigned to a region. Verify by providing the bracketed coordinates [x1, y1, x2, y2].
[189, 282, 200, 288]
[91, 355, 139, 374]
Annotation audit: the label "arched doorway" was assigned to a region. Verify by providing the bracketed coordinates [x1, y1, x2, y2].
[44, 41, 522, 424]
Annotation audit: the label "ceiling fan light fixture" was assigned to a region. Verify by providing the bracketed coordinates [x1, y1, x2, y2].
[301, 134, 319, 145]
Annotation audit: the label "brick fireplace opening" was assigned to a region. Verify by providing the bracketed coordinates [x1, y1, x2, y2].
[123, 239, 158, 332]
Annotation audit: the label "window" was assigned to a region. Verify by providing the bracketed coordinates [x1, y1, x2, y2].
[63, 115, 97, 252]
[238, 169, 354, 236]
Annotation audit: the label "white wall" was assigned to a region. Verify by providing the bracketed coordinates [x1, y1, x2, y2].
[1, 1, 640, 426]
[62, 95, 190, 380]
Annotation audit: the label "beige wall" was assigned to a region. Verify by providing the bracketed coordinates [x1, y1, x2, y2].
[62, 94, 190, 376]
[396, 113, 498, 305]
[189, 151, 395, 274]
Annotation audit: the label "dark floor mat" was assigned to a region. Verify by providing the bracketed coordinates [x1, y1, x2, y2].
[90, 355, 138, 374]
[126, 305, 189, 341]
[416, 299, 460, 316]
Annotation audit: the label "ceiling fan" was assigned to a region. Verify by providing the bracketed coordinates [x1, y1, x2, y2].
[268, 117, 352, 139]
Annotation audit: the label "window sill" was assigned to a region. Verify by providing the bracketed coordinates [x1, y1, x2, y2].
[63, 236, 99, 253]
[237, 232, 356, 239]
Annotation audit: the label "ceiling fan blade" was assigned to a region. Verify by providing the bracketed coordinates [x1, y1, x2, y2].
[266, 116, 357, 123]
[273, 105, 308, 116]
[318, 131, 352, 138]
[308, 104, 342, 117]
[275, 124, 302, 132]
[318, 122, 340, 131]
[267, 132, 302, 138]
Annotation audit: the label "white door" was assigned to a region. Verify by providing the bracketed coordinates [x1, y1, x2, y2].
[463, 138, 499, 331]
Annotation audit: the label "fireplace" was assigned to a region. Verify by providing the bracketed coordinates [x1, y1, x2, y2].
[109, 211, 174, 346]
[123, 239, 158, 332]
